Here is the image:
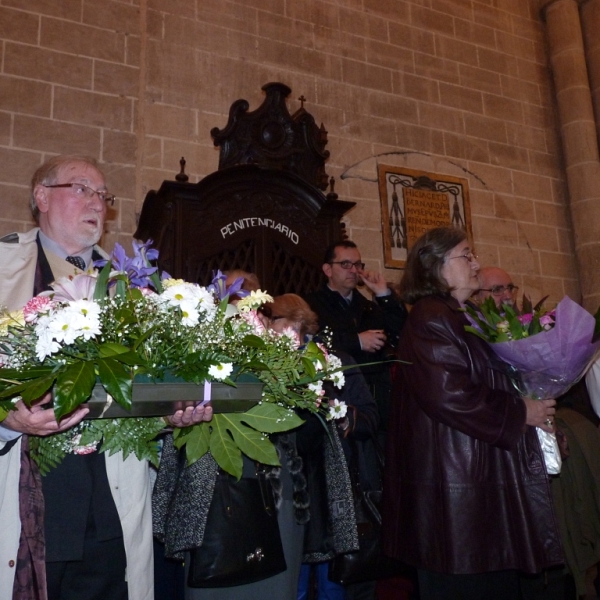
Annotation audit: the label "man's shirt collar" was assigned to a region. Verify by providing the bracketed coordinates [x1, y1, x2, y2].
[38, 230, 94, 270]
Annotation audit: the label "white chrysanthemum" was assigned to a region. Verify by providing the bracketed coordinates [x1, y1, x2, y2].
[180, 301, 200, 327]
[328, 399, 348, 420]
[45, 309, 81, 345]
[327, 354, 342, 370]
[35, 329, 61, 361]
[68, 299, 102, 321]
[195, 287, 218, 321]
[160, 283, 216, 321]
[330, 370, 345, 389]
[160, 282, 201, 307]
[308, 380, 323, 395]
[208, 362, 233, 380]
[326, 354, 345, 388]
[69, 313, 102, 341]
[236, 290, 274, 313]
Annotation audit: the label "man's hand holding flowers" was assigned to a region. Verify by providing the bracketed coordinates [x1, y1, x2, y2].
[3, 393, 89, 436]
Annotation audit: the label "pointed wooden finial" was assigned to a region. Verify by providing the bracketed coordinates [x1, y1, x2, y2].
[175, 157, 189, 182]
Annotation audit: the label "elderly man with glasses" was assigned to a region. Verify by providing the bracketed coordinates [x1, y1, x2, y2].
[473, 266, 519, 309]
[0, 155, 212, 600]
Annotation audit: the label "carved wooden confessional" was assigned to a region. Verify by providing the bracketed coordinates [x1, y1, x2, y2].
[134, 82, 355, 295]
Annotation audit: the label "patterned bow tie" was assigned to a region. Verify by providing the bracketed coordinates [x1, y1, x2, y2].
[66, 255, 86, 271]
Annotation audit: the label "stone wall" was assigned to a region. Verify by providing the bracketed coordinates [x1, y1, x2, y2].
[0, 0, 579, 304]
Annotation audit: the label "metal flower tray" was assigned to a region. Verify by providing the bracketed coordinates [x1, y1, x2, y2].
[84, 377, 263, 419]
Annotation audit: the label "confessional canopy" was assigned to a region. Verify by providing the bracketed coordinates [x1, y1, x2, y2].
[134, 82, 355, 295]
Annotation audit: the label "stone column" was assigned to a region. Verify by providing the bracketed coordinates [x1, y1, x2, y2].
[580, 0, 600, 142]
[540, 0, 600, 309]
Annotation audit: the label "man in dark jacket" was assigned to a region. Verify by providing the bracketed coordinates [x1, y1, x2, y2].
[305, 240, 407, 428]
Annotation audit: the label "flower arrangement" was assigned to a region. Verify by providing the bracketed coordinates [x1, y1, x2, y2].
[464, 295, 554, 343]
[0, 241, 345, 478]
[464, 295, 599, 396]
[464, 294, 600, 474]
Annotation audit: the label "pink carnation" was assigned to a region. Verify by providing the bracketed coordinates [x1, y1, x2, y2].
[239, 309, 266, 334]
[518, 313, 533, 325]
[281, 326, 301, 349]
[139, 287, 156, 297]
[539, 313, 555, 329]
[316, 342, 328, 354]
[23, 296, 54, 323]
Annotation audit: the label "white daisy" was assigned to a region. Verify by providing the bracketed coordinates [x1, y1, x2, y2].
[208, 362, 234, 380]
[328, 399, 348, 420]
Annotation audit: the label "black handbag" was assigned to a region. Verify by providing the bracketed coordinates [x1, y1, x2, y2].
[329, 438, 407, 585]
[187, 465, 287, 588]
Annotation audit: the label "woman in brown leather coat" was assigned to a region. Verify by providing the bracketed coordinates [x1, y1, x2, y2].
[382, 227, 563, 599]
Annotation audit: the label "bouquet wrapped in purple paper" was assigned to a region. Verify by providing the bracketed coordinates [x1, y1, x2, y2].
[465, 295, 600, 474]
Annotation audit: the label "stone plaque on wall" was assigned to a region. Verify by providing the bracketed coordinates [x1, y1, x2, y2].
[377, 165, 473, 269]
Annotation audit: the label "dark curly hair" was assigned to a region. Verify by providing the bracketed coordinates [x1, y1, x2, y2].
[399, 227, 468, 305]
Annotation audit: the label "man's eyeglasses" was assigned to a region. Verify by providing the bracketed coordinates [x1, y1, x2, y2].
[44, 183, 116, 206]
[480, 284, 519, 296]
[447, 251, 478, 264]
[330, 260, 365, 270]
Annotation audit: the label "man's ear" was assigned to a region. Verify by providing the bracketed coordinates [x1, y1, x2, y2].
[34, 185, 50, 214]
[322, 263, 332, 279]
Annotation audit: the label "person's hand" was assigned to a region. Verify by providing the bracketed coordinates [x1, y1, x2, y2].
[359, 329, 387, 352]
[165, 403, 214, 428]
[358, 269, 389, 296]
[523, 397, 556, 432]
[2, 393, 89, 437]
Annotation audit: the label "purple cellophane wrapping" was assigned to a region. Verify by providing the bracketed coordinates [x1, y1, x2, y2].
[491, 296, 600, 399]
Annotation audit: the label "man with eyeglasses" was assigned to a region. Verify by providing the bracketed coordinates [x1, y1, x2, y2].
[0, 155, 212, 600]
[473, 266, 519, 308]
[306, 240, 407, 427]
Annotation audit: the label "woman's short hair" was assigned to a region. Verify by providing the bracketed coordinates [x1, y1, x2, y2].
[399, 226, 468, 305]
[30, 155, 99, 221]
[264, 294, 319, 339]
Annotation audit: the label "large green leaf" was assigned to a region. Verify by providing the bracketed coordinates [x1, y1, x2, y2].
[242, 334, 266, 349]
[0, 366, 54, 381]
[98, 343, 132, 357]
[173, 425, 193, 445]
[97, 344, 146, 368]
[0, 379, 41, 400]
[301, 356, 316, 380]
[239, 403, 304, 433]
[54, 361, 96, 419]
[183, 423, 211, 464]
[20, 374, 57, 404]
[93, 261, 112, 301]
[209, 415, 243, 478]
[225, 415, 280, 466]
[96, 358, 132, 410]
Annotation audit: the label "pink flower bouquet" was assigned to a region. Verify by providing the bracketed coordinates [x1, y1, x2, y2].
[465, 295, 600, 474]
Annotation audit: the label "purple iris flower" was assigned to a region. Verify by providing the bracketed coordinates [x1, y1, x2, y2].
[95, 240, 159, 289]
[208, 270, 249, 301]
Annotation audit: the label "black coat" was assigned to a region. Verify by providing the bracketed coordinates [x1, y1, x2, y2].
[305, 285, 406, 369]
[305, 286, 407, 425]
[382, 295, 563, 574]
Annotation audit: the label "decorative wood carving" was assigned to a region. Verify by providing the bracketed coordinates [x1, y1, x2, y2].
[134, 83, 355, 295]
[211, 82, 330, 191]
